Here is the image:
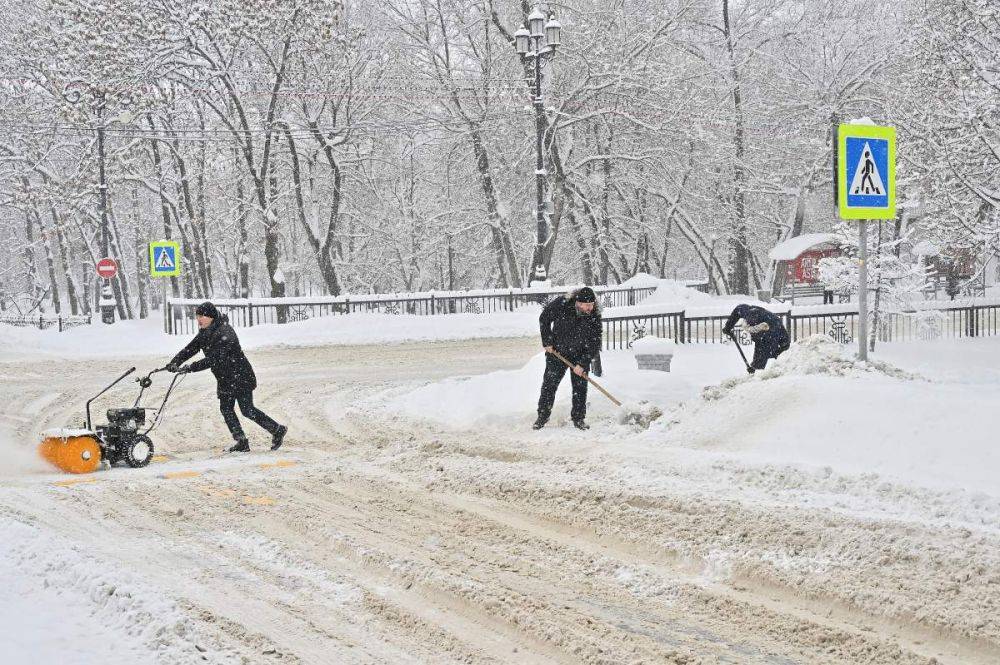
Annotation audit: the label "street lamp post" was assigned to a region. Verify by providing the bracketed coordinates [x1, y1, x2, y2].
[64, 81, 117, 322]
[515, 6, 561, 286]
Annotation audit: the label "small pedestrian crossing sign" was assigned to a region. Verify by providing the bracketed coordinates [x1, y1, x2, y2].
[149, 241, 181, 278]
[838, 124, 896, 220]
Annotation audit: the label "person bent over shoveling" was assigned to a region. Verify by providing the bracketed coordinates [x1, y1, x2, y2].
[167, 301, 287, 453]
[722, 304, 790, 373]
[534, 287, 602, 430]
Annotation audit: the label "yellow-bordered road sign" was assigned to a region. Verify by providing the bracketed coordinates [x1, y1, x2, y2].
[838, 124, 896, 220]
[149, 241, 181, 277]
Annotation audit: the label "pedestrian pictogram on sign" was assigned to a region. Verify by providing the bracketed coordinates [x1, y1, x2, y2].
[849, 142, 886, 196]
[96, 258, 118, 280]
[837, 123, 896, 220]
[148, 241, 181, 278]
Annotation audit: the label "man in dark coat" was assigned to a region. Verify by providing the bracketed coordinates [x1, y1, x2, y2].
[534, 287, 602, 430]
[168, 301, 287, 452]
[722, 304, 790, 373]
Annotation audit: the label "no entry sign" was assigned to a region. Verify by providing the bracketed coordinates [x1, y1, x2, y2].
[96, 258, 118, 280]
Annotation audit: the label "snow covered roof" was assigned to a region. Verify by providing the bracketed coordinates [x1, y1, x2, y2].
[910, 240, 940, 256]
[768, 233, 840, 261]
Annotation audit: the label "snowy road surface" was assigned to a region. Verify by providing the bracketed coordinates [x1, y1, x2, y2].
[1, 336, 998, 664]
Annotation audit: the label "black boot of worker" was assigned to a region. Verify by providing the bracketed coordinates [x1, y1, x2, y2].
[532, 416, 548, 430]
[270, 425, 288, 451]
[573, 420, 590, 431]
[228, 437, 250, 453]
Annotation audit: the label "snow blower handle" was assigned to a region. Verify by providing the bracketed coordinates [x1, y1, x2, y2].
[548, 349, 623, 407]
[87, 366, 137, 430]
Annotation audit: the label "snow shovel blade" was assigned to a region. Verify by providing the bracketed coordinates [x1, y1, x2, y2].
[38, 433, 102, 474]
[616, 402, 664, 429]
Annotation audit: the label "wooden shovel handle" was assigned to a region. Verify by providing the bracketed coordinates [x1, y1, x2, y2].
[549, 349, 623, 407]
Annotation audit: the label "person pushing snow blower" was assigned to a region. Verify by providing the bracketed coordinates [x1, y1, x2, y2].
[534, 287, 602, 431]
[167, 301, 287, 453]
[722, 304, 790, 373]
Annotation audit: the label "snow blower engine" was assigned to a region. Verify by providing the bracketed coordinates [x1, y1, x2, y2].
[39, 366, 183, 474]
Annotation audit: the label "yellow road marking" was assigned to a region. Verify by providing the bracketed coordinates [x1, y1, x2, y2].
[259, 459, 297, 469]
[242, 495, 275, 506]
[53, 477, 100, 487]
[151, 455, 171, 463]
[198, 485, 236, 498]
[160, 470, 202, 480]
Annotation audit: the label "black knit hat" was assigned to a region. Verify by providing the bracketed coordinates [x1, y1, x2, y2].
[195, 301, 219, 319]
[576, 287, 596, 303]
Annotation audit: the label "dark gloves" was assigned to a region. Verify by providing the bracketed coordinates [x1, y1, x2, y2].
[178, 364, 192, 374]
[747, 366, 756, 374]
[166, 362, 179, 373]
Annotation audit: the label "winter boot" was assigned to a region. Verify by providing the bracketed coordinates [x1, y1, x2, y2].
[573, 420, 590, 431]
[532, 416, 548, 430]
[228, 437, 250, 453]
[270, 425, 288, 451]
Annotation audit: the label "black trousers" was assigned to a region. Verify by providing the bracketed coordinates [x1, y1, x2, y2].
[751, 334, 791, 370]
[219, 390, 280, 440]
[537, 355, 590, 422]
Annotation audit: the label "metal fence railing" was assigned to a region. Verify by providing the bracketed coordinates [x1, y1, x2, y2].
[0, 314, 91, 332]
[164, 284, 659, 335]
[601, 301, 1000, 350]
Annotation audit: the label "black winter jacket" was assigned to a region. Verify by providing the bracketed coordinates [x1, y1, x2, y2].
[539, 290, 603, 364]
[171, 315, 257, 397]
[723, 304, 789, 345]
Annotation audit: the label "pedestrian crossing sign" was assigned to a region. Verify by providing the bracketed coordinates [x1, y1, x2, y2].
[149, 241, 181, 277]
[838, 124, 896, 220]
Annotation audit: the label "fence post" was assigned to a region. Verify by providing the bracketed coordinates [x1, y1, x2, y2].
[430, 293, 435, 316]
[678, 311, 686, 344]
[628, 287, 635, 306]
[785, 312, 793, 343]
[969, 307, 977, 337]
[38, 315, 43, 330]
[58, 316, 63, 332]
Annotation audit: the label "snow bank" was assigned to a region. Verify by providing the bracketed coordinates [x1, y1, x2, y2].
[0, 516, 237, 664]
[655, 336, 1000, 494]
[237, 308, 539, 349]
[631, 336, 677, 355]
[0, 308, 541, 359]
[385, 348, 731, 430]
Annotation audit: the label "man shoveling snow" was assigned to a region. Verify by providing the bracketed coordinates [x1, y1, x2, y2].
[722, 304, 790, 373]
[534, 287, 602, 430]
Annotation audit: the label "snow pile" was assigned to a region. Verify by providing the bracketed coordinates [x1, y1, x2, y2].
[386, 350, 694, 430]
[703, 334, 917, 400]
[619, 272, 664, 288]
[639, 280, 716, 308]
[631, 336, 677, 355]
[0, 308, 542, 359]
[655, 336, 1000, 494]
[0, 516, 238, 664]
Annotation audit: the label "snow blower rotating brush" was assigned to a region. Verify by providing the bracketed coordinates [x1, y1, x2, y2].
[39, 366, 183, 474]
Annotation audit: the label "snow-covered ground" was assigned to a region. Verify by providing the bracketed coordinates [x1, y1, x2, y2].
[1, 315, 999, 662]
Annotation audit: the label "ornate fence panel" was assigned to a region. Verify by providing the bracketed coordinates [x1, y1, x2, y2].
[165, 285, 658, 335]
[0, 314, 91, 332]
[601, 301, 1000, 350]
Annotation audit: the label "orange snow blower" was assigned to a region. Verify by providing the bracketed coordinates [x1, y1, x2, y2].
[39, 366, 183, 474]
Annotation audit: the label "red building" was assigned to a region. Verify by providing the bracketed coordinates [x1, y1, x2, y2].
[768, 233, 843, 302]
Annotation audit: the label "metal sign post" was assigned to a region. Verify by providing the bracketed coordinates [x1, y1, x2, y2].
[148, 241, 182, 332]
[837, 123, 896, 360]
[857, 221, 868, 361]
